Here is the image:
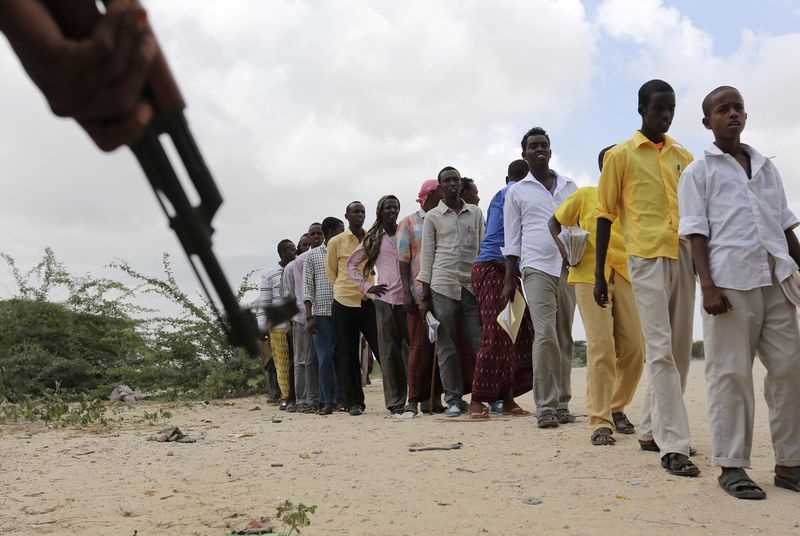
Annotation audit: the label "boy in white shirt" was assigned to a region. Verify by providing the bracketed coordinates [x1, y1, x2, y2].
[678, 86, 800, 499]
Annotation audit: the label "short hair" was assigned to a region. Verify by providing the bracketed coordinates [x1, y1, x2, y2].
[308, 222, 322, 232]
[520, 126, 550, 151]
[597, 145, 616, 172]
[638, 79, 674, 107]
[321, 216, 343, 236]
[507, 159, 529, 181]
[277, 238, 293, 256]
[345, 201, 363, 213]
[460, 177, 475, 195]
[437, 166, 459, 182]
[701, 85, 739, 117]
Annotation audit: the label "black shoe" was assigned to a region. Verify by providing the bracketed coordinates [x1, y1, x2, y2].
[316, 403, 334, 416]
[285, 403, 298, 413]
[336, 402, 348, 412]
[278, 400, 289, 411]
[348, 405, 364, 416]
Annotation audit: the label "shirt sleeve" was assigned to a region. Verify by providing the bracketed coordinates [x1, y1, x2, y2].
[554, 190, 582, 227]
[596, 150, 623, 223]
[501, 187, 522, 257]
[302, 255, 315, 304]
[257, 273, 271, 332]
[417, 214, 435, 284]
[677, 161, 710, 238]
[282, 264, 295, 298]
[326, 238, 338, 286]
[396, 219, 412, 264]
[346, 242, 371, 293]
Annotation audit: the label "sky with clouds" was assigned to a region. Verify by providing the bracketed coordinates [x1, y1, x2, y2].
[2, 0, 799, 338]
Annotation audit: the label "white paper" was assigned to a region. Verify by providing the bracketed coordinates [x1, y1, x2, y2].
[558, 225, 590, 267]
[425, 311, 440, 343]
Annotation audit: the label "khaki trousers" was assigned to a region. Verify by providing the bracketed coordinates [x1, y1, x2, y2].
[575, 273, 644, 432]
[703, 282, 800, 467]
[628, 240, 694, 456]
[522, 267, 575, 413]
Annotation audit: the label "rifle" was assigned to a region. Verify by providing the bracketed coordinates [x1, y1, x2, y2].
[44, 1, 296, 358]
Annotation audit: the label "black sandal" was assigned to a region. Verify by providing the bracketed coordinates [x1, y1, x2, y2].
[591, 427, 616, 446]
[774, 467, 800, 492]
[612, 412, 635, 434]
[556, 408, 575, 424]
[661, 453, 700, 477]
[537, 410, 559, 428]
[719, 469, 766, 499]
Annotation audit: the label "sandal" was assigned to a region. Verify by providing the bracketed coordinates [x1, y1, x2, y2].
[502, 406, 531, 417]
[591, 427, 616, 446]
[556, 408, 576, 424]
[774, 467, 800, 492]
[661, 453, 700, 477]
[469, 409, 489, 419]
[612, 412, 635, 434]
[718, 469, 766, 500]
[640, 440, 697, 456]
[537, 410, 559, 428]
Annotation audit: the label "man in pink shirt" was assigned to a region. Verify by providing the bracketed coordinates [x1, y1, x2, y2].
[347, 195, 409, 414]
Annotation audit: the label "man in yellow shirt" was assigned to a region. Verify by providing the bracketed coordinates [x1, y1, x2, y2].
[595, 79, 698, 476]
[327, 201, 380, 416]
[550, 147, 644, 446]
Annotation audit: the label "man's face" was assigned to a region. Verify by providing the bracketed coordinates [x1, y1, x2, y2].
[439, 170, 461, 199]
[307, 225, 324, 247]
[281, 242, 297, 264]
[381, 199, 400, 226]
[297, 236, 311, 253]
[703, 88, 746, 138]
[522, 134, 551, 169]
[345, 202, 366, 228]
[461, 182, 479, 205]
[422, 185, 442, 210]
[639, 91, 676, 135]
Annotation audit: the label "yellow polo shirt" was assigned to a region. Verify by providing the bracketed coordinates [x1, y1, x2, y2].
[326, 228, 373, 307]
[595, 131, 693, 259]
[555, 187, 629, 285]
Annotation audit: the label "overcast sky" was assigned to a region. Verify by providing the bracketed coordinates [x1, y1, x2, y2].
[2, 0, 800, 339]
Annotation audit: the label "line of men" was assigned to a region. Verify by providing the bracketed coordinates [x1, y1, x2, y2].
[259, 79, 800, 499]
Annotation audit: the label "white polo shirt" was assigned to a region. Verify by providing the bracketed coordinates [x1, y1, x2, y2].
[502, 171, 577, 277]
[678, 143, 799, 291]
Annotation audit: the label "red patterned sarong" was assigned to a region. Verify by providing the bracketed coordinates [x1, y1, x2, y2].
[470, 261, 534, 402]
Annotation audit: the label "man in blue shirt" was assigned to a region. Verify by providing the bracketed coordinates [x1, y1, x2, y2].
[467, 160, 535, 419]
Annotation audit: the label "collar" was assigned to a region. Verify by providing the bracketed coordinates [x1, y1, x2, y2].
[633, 130, 678, 151]
[434, 199, 472, 215]
[519, 170, 573, 192]
[704, 143, 767, 176]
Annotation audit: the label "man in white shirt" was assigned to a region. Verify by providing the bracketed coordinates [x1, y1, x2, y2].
[678, 86, 800, 499]
[503, 127, 577, 428]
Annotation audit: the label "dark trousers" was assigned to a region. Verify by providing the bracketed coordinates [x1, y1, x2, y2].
[333, 299, 380, 409]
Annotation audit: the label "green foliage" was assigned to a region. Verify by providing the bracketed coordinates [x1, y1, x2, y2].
[0, 387, 108, 427]
[572, 340, 587, 367]
[0, 249, 261, 403]
[692, 340, 705, 359]
[276, 500, 317, 536]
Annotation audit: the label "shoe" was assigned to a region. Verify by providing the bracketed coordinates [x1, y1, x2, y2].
[316, 403, 333, 416]
[444, 403, 463, 417]
[612, 412, 635, 434]
[266, 395, 280, 405]
[488, 401, 503, 414]
[278, 400, 289, 411]
[661, 453, 700, 477]
[556, 408, 576, 424]
[639, 439, 697, 456]
[390, 406, 406, 415]
[285, 403, 298, 413]
[301, 404, 318, 414]
[402, 403, 418, 415]
[348, 405, 363, 416]
[336, 402, 348, 412]
[537, 409, 559, 428]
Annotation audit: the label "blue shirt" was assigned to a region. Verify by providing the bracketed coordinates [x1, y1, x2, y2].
[475, 183, 513, 263]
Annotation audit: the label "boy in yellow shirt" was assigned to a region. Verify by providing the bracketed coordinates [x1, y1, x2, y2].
[595, 79, 698, 477]
[550, 147, 644, 446]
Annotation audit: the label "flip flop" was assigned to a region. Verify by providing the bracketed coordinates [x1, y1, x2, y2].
[469, 409, 489, 419]
[502, 407, 531, 416]
[719, 469, 766, 500]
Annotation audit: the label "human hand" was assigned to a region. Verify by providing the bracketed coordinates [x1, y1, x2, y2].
[367, 284, 388, 297]
[305, 317, 317, 335]
[501, 279, 516, 303]
[593, 275, 608, 308]
[702, 285, 734, 315]
[5, 0, 159, 151]
[418, 298, 430, 316]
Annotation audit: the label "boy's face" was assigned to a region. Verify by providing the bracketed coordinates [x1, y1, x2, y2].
[639, 91, 676, 135]
[702, 88, 746, 138]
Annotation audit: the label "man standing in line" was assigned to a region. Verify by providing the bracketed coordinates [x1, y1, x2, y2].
[503, 127, 577, 429]
[398, 180, 445, 414]
[594, 79, 699, 476]
[418, 167, 485, 417]
[303, 217, 345, 415]
[468, 159, 534, 419]
[258, 239, 297, 410]
[347, 195, 409, 415]
[282, 224, 324, 413]
[327, 202, 382, 416]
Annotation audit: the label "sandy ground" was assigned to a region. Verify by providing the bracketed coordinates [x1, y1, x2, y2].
[1, 360, 799, 536]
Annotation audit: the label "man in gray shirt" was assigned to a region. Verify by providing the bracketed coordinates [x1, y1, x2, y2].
[418, 166, 485, 417]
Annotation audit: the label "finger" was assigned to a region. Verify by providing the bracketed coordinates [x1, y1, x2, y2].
[68, 32, 157, 121]
[722, 296, 734, 312]
[79, 101, 153, 151]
